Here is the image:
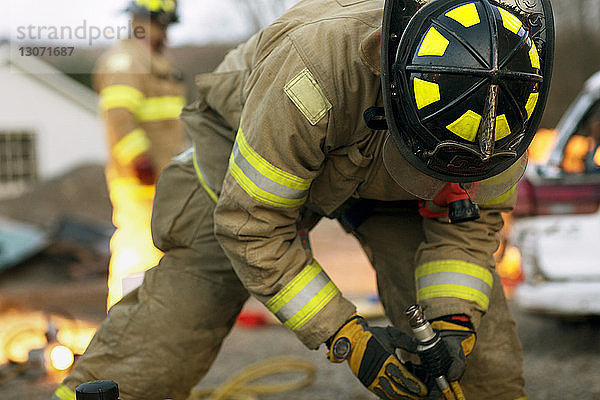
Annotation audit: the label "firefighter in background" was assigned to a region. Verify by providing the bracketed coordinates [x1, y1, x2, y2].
[94, 0, 187, 309]
[54, 0, 553, 399]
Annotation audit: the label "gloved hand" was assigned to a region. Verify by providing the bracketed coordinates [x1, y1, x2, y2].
[429, 315, 476, 382]
[327, 315, 428, 399]
[132, 152, 156, 185]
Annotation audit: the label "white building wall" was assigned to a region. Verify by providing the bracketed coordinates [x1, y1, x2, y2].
[0, 64, 107, 181]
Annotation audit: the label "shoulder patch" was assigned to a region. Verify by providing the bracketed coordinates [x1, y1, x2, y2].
[106, 53, 132, 72]
[284, 68, 332, 125]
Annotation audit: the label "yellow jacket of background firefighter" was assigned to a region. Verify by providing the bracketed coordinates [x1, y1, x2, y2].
[56, 1, 526, 399]
[94, 38, 187, 309]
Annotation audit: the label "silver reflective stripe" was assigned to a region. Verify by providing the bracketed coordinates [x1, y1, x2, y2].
[232, 142, 308, 201]
[417, 271, 492, 298]
[265, 261, 340, 331]
[274, 270, 331, 322]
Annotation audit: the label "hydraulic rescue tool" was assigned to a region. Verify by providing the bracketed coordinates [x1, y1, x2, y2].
[405, 305, 466, 400]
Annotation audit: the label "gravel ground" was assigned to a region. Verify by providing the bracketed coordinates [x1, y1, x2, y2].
[2, 308, 600, 400]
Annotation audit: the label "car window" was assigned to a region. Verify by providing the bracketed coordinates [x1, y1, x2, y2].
[560, 102, 600, 174]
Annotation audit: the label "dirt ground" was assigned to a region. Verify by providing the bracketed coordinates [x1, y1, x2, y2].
[1, 165, 599, 399]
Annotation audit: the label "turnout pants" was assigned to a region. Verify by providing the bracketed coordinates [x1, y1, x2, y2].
[60, 153, 525, 400]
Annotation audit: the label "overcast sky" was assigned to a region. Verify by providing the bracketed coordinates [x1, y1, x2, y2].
[3, 0, 298, 47]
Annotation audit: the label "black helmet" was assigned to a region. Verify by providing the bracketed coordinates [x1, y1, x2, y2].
[126, 0, 179, 25]
[381, 0, 554, 201]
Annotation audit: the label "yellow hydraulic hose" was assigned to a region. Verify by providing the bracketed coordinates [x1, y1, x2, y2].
[186, 357, 316, 400]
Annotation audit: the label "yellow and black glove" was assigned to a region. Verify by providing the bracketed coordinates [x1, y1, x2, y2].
[327, 315, 428, 400]
[430, 315, 476, 382]
[418, 315, 475, 400]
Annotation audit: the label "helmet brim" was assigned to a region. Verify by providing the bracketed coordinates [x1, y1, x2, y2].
[383, 135, 527, 202]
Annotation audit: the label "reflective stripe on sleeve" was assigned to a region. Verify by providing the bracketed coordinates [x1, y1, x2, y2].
[229, 128, 312, 208]
[99, 84, 144, 113]
[99, 83, 184, 122]
[112, 128, 151, 165]
[53, 384, 76, 400]
[266, 260, 340, 331]
[192, 147, 219, 204]
[415, 260, 493, 310]
[136, 96, 185, 122]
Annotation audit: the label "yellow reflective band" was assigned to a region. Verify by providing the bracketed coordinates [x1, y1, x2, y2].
[445, 3, 480, 28]
[515, 397, 528, 400]
[112, 128, 151, 165]
[266, 262, 322, 313]
[414, 77, 441, 109]
[266, 260, 340, 331]
[418, 284, 490, 310]
[418, 27, 450, 57]
[415, 260, 493, 310]
[99, 85, 144, 113]
[53, 384, 76, 400]
[229, 129, 312, 208]
[446, 110, 481, 142]
[285, 281, 339, 330]
[525, 92, 539, 119]
[136, 96, 185, 122]
[529, 42, 540, 69]
[497, 7, 523, 35]
[192, 148, 218, 204]
[480, 182, 517, 206]
[495, 114, 511, 141]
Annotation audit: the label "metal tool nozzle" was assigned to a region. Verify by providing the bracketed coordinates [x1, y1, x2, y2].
[405, 304, 426, 328]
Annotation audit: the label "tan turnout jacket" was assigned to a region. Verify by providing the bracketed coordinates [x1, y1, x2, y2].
[184, 0, 514, 349]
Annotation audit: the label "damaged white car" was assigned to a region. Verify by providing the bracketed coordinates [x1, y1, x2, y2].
[510, 71, 600, 317]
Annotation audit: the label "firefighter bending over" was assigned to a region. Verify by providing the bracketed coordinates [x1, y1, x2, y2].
[54, 0, 553, 399]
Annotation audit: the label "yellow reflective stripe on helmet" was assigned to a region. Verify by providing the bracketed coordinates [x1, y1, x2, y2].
[495, 114, 511, 141]
[497, 7, 523, 35]
[53, 384, 76, 400]
[229, 128, 312, 208]
[413, 77, 441, 109]
[265, 260, 340, 331]
[529, 42, 540, 69]
[112, 128, 151, 165]
[446, 110, 481, 141]
[418, 27, 449, 57]
[416, 260, 493, 310]
[136, 96, 185, 122]
[192, 147, 218, 204]
[99, 85, 144, 113]
[445, 3, 480, 28]
[136, 0, 175, 12]
[525, 92, 539, 119]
